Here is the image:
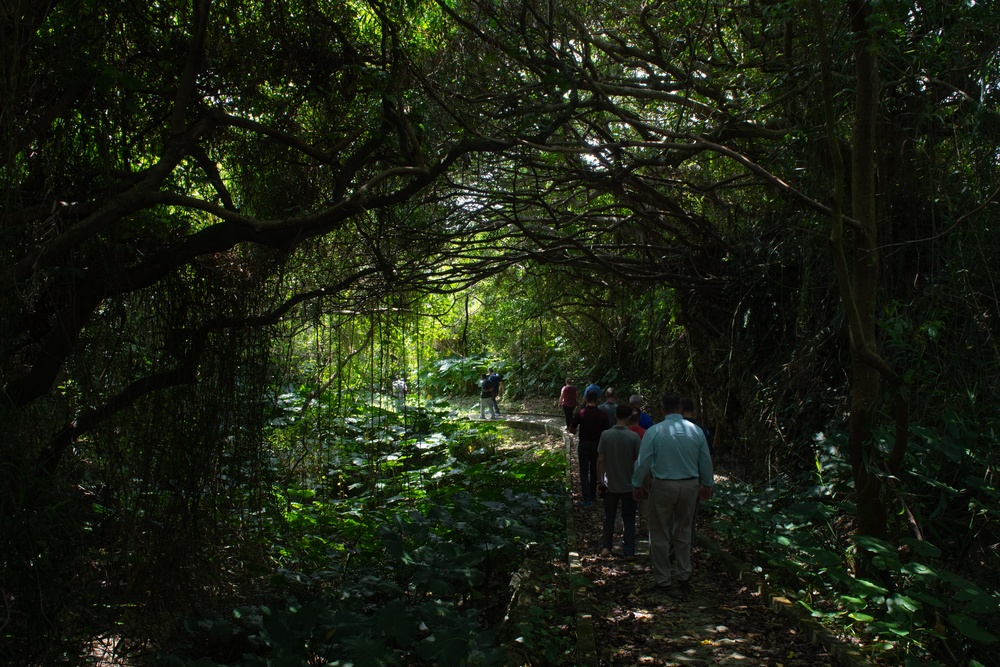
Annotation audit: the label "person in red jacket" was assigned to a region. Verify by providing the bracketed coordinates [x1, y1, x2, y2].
[558, 377, 578, 429]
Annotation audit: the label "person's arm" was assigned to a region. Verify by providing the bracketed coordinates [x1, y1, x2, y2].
[596, 452, 606, 485]
[697, 434, 714, 499]
[632, 437, 653, 489]
[634, 430, 658, 499]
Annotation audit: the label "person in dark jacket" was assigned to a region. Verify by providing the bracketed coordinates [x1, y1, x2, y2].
[569, 389, 610, 507]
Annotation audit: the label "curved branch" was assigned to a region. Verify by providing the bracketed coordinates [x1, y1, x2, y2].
[191, 144, 238, 211]
[684, 134, 864, 231]
[35, 268, 380, 473]
[1, 114, 217, 289]
[207, 108, 359, 163]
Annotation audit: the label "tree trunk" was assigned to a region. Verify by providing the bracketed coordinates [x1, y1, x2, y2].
[846, 0, 888, 542]
[814, 0, 911, 555]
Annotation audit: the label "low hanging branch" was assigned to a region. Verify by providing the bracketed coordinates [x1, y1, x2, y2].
[35, 268, 381, 474]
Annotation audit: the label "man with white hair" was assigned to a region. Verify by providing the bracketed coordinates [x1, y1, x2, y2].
[629, 394, 654, 429]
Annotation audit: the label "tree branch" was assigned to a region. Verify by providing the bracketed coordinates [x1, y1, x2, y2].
[35, 268, 380, 473]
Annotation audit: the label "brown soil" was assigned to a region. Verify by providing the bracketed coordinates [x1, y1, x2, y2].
[506, 409, 850, 666]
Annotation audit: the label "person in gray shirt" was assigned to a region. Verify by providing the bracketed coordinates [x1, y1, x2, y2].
[597, 403, 642, 557]
[598, 386, 618, 427]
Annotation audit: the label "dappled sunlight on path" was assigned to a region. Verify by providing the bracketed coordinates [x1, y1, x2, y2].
[503, 411, 864, 667]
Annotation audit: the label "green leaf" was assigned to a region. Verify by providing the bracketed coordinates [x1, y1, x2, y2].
[786, 501, 837, 521]
[898, 537, 942, 558]
[907, 590, 947, 608]
[850, 578, 889, 597]
[852, 534, 895, 555]
[840, 594, 866, 609]
[948, 613, 999, 645]
[888, 594, 921, 614]
[901, 561, 937, 579]
[810, 547, 843, 568]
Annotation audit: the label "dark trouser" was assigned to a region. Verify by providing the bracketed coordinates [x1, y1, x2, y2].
[562, 405, 575, 428]
[691, 496, 701, 546]
[577, 440, 599, 501]
[602, 491, 638, 555]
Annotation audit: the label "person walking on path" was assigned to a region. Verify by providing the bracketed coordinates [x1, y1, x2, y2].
[558, 377, 579, 429]
[627, 409, 646, 439]
[479, 373, 497, 419]
[627, 408, 650, 532]
[598, 387, 618, 427]
[632, 392, 714, 597]
[392, 376, 408, 409]
[629, 394, 654, 430]
[487, 367, 503, 417]
[569, 389, 610, 507]
[597, 403, 642, 556]
[584, 378, 602, 401]
[682, 397, 712, 457]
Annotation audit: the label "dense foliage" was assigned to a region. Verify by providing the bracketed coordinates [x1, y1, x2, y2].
[707, 405, 999, 665]
[164, 395, 571, 667]
[2, 0, 999, 664]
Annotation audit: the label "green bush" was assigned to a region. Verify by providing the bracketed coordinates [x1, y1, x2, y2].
[162, 398, 570, 666]
[707, 415, 999, 666]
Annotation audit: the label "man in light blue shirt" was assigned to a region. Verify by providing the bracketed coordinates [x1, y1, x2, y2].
[632, 392, 714, 596]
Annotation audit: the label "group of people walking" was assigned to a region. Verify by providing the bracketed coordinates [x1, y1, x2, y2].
[562, 378, 714, 597]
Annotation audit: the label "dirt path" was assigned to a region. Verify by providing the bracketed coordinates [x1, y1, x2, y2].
[574, 503, 837, 666]
[504, 412, 863, 667]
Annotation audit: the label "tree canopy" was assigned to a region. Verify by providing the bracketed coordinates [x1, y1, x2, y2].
[3, 0, 1000, 663]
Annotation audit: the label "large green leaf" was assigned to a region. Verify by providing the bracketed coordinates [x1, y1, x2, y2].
[948, 613, 999, 645]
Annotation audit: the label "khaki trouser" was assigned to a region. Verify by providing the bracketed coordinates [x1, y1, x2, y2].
[638, 474, 652, 531]
[648, 478, 699, 587]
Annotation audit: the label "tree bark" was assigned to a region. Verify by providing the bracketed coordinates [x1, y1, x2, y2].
[814, 0, 911, 552]
[847, 0, 887, 543]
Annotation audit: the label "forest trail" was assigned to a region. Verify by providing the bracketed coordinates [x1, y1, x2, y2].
[502, 412, 868, 667]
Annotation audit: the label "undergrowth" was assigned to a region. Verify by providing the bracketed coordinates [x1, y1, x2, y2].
[706, 412, 1000, 666]
[160, 396, 573, 667]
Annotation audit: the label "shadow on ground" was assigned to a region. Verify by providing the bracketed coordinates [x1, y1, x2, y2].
[503, 410, 867, 667]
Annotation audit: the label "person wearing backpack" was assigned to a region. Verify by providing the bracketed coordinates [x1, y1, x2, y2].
[479, 373, 497, 419]
[487, 367, 503, 418]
